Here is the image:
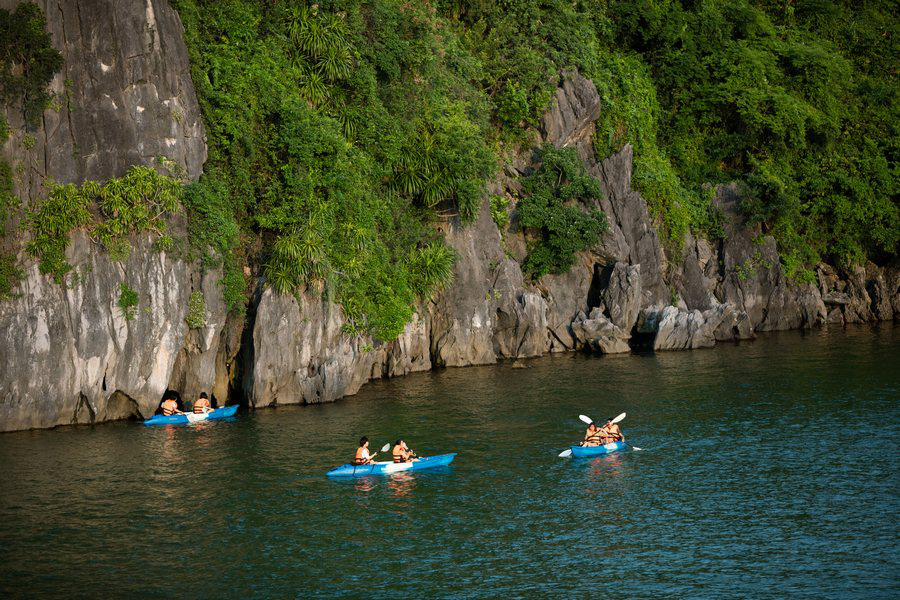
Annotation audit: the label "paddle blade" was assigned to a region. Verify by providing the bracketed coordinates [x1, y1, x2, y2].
[381, 443, 391, 452]
[611, 412, 626, 424]
[558, 449, 573, 458]
[578, 414, 593, 425]
[631, 446, 643, 451]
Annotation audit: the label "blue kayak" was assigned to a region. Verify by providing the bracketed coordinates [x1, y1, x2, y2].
[326, 453, 457, 477]
[569, 441, 628, 458]
[143, 404, 239, 426]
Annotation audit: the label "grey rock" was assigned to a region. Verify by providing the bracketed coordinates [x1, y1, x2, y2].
[493, 289, 549, 359]
[822, 291, 851, 305]
[168, 267, 229, 405]
[571, 308, 631, 354]
[638, 304, 734, 351]
[539, 259, 593, 352]
[598, 262, 642, 331]
[713, 305, 754, 341]
[864, 263, 895, 321]
[826, 308, 845, 325]
[817, 263, 840, 296]
[886, 268, 900, 317]
[247, 289, 430, 408]
[0, 231, 210, 431]
[429, 199, 503, 367]
[676, 233, 718, 311]
[541, 71, 601, 153]
[841, 266, 874, 323]
[594, 146, 669, 306]
[1, 0, 207, 202]
[712, 183, 824, 331]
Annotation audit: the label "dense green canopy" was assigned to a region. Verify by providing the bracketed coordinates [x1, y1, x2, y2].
[173, 0, 896, 318]
[3, 1, 897, 332]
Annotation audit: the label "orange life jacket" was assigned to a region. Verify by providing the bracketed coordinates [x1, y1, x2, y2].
[585, 427, 602, 444]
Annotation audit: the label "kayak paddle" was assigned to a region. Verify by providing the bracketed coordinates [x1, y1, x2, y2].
[370, 443, 390, 458]
[579, 412, 626, 425]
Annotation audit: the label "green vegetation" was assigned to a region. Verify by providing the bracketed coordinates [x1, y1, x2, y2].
[517, 145, 608, 279]
[2, 1, 896, 336]
[0, 252, 20, 299]
[117, 282, 138, 321]
[186, 290, 206, 329]
[0, 2, 63, 126]
[439, 0, 897, 273]
[600, 0, 898, 274]
[490, 195, 510, 231]
[23, 166, 182, 283]
[171, 0, 487, 338]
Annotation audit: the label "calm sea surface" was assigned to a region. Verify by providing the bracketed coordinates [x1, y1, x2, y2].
[1, 324, 898, 598]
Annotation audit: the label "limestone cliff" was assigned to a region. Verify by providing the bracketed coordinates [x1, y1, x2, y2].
[0, 0, 219, 431]
[0, 5, 897, 432]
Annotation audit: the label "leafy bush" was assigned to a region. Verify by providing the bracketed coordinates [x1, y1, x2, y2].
[23, 182, 92, 283]
[490, 195, 510, 231]
[0, 2, 63, 126]
[171, 0, 504, 338]
[603, 0, 899, 269]
[117, 282, 138, 321]
[24, 167, 182, 283]
[186, 290, 206, 329]
[181, 177, 245, 314]
[517, 145, 608, 279]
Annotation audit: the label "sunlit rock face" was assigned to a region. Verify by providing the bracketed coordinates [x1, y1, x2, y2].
[1, 26, 896, 432]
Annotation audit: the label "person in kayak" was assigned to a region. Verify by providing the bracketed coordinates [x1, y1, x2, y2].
[160, 396, 183, 416]
[599, 417, 625, 443]
[354, 437, 377, 465]
[391, 440, 418, 463]
[193, 392, 212, 414]
[582, 422, 603, 447]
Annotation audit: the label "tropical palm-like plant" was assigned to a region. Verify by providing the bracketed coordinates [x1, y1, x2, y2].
[409, 241, 456, 299]
[319, 44, 352, 81]
[299, 68, 329, 107]
[287, 5, 354, 110]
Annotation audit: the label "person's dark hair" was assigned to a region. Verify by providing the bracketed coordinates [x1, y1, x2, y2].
[199, 392, 209, 399]
[394, 439, 402, 446]
[359, 436, 368, 446]
[607, 417, 614, 422]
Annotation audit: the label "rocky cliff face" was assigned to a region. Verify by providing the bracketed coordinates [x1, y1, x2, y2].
[1, 0, 206, 201]
[0, 7, 896, 432]
[0, 0, 219, 431]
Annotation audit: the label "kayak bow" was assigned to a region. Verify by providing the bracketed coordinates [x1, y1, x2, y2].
[326, 453, 457, 477]
[143, 404, 239, 426]
[568, 441, 628, 458]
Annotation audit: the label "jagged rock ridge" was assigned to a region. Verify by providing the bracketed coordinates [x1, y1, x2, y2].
[0, 7, 897, 432]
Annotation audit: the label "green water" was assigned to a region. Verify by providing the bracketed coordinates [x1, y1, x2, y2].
[1, 324, 898, 598]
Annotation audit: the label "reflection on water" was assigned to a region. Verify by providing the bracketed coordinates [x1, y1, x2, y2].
[353, 477, 378, 495]
[0, 324, 898, 597]
[386, 471, 417, 499]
